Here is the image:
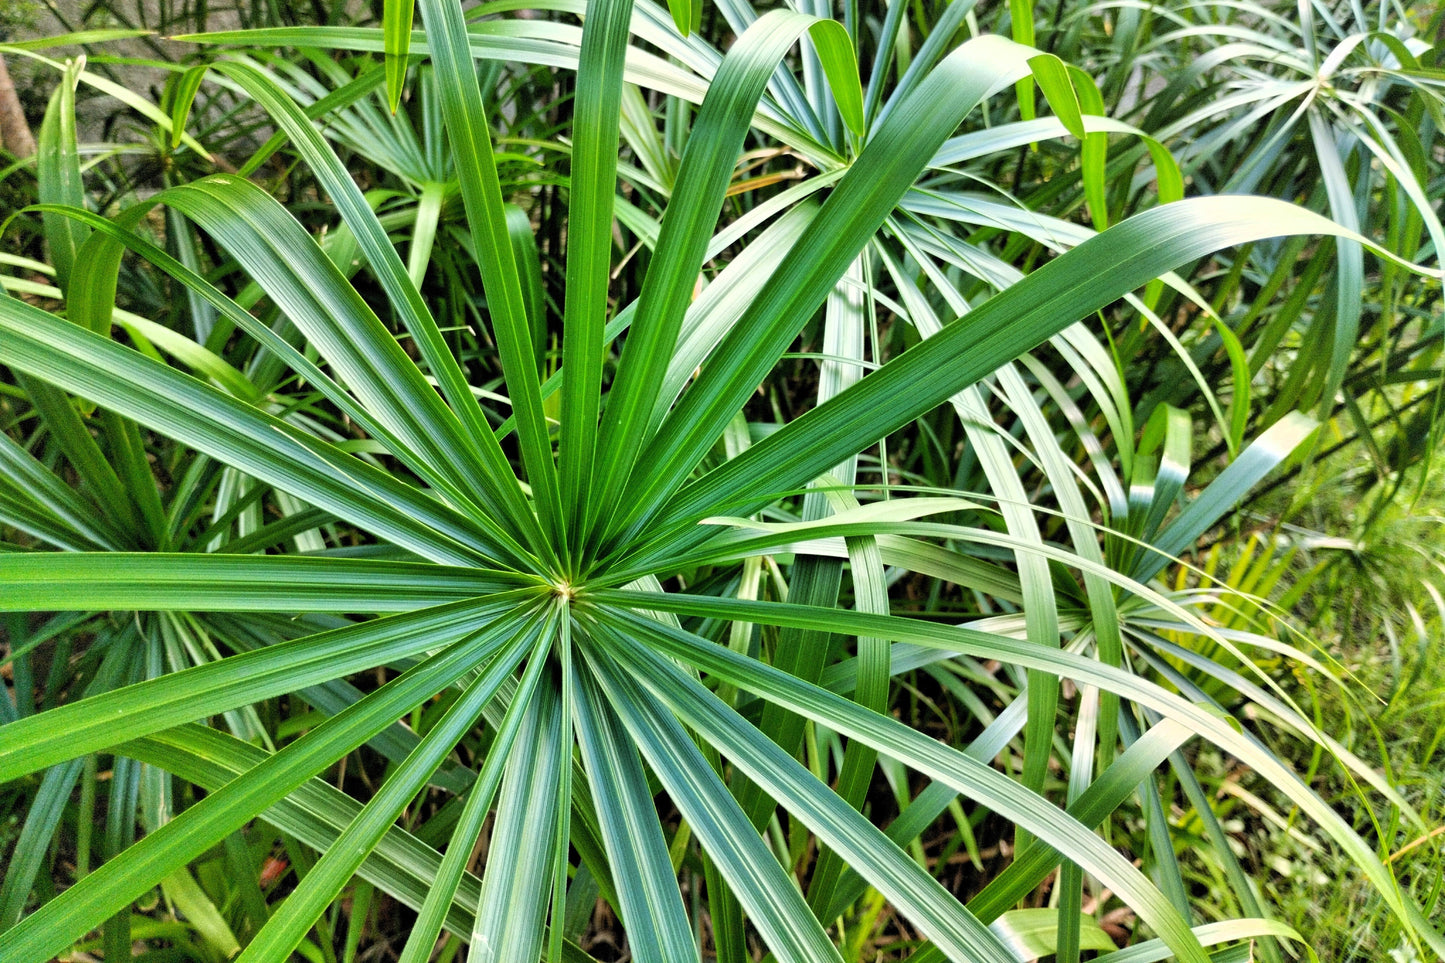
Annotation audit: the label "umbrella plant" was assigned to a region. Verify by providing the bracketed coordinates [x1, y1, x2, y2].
[1, 0, 1442, 960]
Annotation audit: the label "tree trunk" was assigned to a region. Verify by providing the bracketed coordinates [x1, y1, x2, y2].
[0, 54, 36, 158]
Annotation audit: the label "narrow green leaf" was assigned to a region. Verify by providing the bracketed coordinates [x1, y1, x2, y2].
[234, 609, 547, 963]
[647, 198, 1429, 553]
[992, 908, 1116, 958]
[965, 717, 1191, 920]
[504, 203, 548, 375]
[160, 868, 240, 958]
[5, 46, 211, 158]
[416, 0, 566, 551]
[592, 618, 1019, 963]
[1027, 53, 1085, 140]
[593, 591, 1445, 958]
[408, 181, 446, 288]
[1065, 64, 1110, 229]
[885, 265, 1060, 851]
[237, 64, 387, 177]
[0, 594, 535, 782]
[0, 553, 527, 613]
[397, 625, 557, 963]
[109, 310, 255, 401]
[1010, 0, 1036, 123]
[39, 201, 464, 519]
[557, 0, 635, 555]
[36, 57, 88, 297]
[167, 64, 210, 149]
[7, 371, 142, 540]
[384, 0, 417, 113]
[126, 724, 483, 939]
[997, 360, 1125, 766]
[0, 759, 84, 931]
[0, 432, 128, 551]
[802, 269, 889, 916]
[1136, 412, 1315, 583]
[152, 176, 516, 526]
[592, 11, 868, 556]
[604, 35, 1039, 553]
[581, 643, 847, 963]
[597, 607, 1207, 962]
[1092, 919, 1309, 963]
[1135, 403, 1192, 544]
[0, 613, 532, 963]
[806, 21, 864, 137]
[213, 61, 546, 561]
[0, 30, 153, 50]
[664, 0, 693, 35]
[571, 657, 698, 963]
[0, 295, 508, 567]
[471, 664, 567, 963]
[1306, 108, 1365, 417]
